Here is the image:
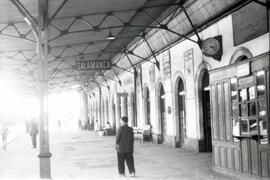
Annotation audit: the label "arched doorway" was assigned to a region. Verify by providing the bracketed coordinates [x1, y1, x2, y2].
[158, 83, 166, 143]
[145, 87, 151, 125]
[176, 77, 186, 147]
[201, 70, 212, 152]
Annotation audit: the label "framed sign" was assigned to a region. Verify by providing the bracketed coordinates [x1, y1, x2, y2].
[184, 49, 195, 99]
[76, 60, 111, 70]
[232, 1, 268, 46]
[163, 50, 171, 80]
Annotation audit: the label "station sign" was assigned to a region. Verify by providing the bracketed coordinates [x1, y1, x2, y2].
[76, 60, 112, 70]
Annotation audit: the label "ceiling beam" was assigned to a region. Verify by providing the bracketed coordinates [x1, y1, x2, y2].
[48, 2, 180, 21]
[9, 0, 38, 37]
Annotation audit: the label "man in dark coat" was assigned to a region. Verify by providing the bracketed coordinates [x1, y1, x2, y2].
[30, 119, 38, 148]
[115, 116, 135, 177]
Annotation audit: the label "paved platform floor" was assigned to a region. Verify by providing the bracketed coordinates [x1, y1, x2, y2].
[0, 130, 267, 180]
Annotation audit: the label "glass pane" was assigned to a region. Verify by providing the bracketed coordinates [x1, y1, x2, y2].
[240, 103, 248, 117]
[257, 71, 265, 84]
[232, 104, 238, 117]
[257, 85, 265, 98]
[240, 119, 248, 134]
[260, 136, 268, 144]
[259, 118, 267, 144]
[231, 78, 237, 90]
[248, 102, 256, 116]
[259, 118, 267, 136]
[248, 86, 255, 100]
[249, 119, 257, 134]
[232, 118, 240, 136]
[231, 91, 238, 102]
[231, 78, 238, 101]
[257, 71, 265, 98]
[239, 89, 247, 101]
[258, 100, 266, 116]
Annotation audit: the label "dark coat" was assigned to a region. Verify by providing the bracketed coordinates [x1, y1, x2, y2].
[30, 122, 38, 136]
[116, 124, 134, 153]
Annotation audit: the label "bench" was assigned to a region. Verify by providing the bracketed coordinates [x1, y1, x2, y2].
[104, 128, 115, 136]
[133, 124, 152, 142]
[98, 128, 115, 136]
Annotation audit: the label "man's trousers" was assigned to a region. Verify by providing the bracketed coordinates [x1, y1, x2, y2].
[117, 152, 135, 174]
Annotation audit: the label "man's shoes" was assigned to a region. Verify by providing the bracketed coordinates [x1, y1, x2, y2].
[118, 173, 125, 177]
[129, 172, 136, 177]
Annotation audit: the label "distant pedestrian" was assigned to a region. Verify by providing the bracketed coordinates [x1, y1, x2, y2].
[90, 119, 94, 130]
[115, 116, 135, 177]
[78, 119, 82, 130]
[105, 121, 111, 130]
[57, 120, 61, 131]
[94, 120, 99, 135]
[1, 124, 9, 150]
[87, 117, 90, 130]
[29, 119, 38, 148]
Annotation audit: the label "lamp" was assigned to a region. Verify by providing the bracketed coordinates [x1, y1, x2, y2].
[106, 29, 115, 40]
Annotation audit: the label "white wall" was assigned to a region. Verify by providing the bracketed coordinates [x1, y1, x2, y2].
[88, 11, 269, 145]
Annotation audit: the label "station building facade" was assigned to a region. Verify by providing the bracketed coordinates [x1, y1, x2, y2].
[83, 2, 269, 178]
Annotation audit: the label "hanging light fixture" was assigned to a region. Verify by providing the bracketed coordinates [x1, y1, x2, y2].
[106, 29, 115, 40]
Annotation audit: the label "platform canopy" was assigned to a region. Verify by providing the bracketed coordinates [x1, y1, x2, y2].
[0, 0, 254, 94]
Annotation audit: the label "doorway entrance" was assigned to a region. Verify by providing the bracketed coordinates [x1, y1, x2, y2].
[177, 78, 186, 147]
[159, 84, 166, 143]
[202, 71, 212, 152]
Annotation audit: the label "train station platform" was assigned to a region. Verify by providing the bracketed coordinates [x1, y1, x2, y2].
[0, 130, 267, 180]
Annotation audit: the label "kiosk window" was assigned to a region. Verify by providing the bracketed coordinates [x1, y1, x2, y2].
[231, 71, 268, 144]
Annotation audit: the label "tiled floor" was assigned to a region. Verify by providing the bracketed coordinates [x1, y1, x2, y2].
[0, 130, 267, 180]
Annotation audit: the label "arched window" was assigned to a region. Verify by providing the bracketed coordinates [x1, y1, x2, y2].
[230, 47, 253, 64]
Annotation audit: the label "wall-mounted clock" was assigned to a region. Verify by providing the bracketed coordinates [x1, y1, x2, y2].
[200, 35, 223, 61]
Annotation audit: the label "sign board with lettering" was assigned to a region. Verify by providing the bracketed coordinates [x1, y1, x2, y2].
[76, 60, 111, 70]
[184, 49, 195, 99]
[238, 75, 255, 89]
[237, 62, 250, 77]
[232, 1, 268, 46]
[163, 50, 171, 80]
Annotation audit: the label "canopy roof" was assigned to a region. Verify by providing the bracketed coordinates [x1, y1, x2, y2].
[0, 0, 252, 94]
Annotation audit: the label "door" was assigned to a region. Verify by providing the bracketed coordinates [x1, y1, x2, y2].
[177, 78, 186, 147]
[146, 88, 151, 125]
[159, 84, 166, 143]
[202, 71, 212, 152]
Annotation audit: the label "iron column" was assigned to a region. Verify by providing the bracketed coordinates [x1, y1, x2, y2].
[37, 0, 52, 178]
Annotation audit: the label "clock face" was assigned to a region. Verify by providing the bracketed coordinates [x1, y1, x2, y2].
[201, 38, 221, 56]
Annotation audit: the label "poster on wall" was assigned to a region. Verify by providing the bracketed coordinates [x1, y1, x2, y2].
[184, 49, 195, 99]
[149, 64, 155, 89]
[163, 50, 171, 80]
[232, 1, 268, 46]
